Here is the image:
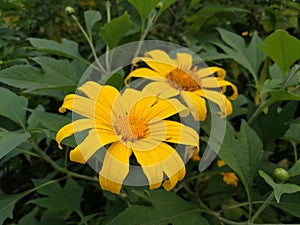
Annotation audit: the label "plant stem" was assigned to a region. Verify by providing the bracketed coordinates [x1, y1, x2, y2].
[71, 14, 105, 72]
[105, 1, 111, 72]
[249, 192, 274, 224]
[248, 98, 273, 125]
[31, 141, 98, 182]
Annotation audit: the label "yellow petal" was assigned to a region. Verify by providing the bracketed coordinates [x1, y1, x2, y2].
[142, 81, 180, 99]
[59, 94, 95, 119]
[77, 81, 102, 100]
[196, 89, 232, 117]
[70, 127, 118, 163]
[143, 98, 187, 123]
[180, 91, 207, 121]
[201, 78, 238, 100]
[176, 52, 192, 70]
[125, 68, 166, 86]
[99, 142, 132, 194]
[217, 160, 225, 167]
[149, 120, 199, 149]
[197, 67, 226, 79]
[144, 50, 173, 65]
[56, 119, 94, 149]
[134, 142, 185, 190]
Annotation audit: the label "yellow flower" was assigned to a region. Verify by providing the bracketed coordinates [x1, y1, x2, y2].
[221, 172, 239, 187]
[125, 50, 238, 121]
[56, 81, 199, 194]
[217, 160, 239, 187]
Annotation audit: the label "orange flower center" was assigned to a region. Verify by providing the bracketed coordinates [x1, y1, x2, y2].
[115, 115, 147, 141]
[165, 68, 201, 92]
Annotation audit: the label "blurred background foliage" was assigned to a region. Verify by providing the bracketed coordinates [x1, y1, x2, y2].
[0, 0, 300, 225]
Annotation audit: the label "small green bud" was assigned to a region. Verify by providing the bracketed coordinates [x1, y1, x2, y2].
[156, 2, 163, 9]
[273, 168, 289, 183]
[65, 6, 75, 16]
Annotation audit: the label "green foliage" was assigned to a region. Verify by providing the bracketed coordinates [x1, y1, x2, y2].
[218, 120, 263, 201]
[260, 29, 300, 73]
[99, 12, 133, 49]
[107, 190, 209, 225]
[0, 0, 300, 224]
[259, 170, 300, 203]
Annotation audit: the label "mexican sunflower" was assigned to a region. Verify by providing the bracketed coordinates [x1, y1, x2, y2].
[125, 50, 238, 121]
[56, 81, 199, 194]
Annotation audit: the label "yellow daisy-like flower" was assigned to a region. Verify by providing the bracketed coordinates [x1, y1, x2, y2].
[56, 81, 199, 194]
[217, 160, 239, 187]
[125, 50, 238, 121]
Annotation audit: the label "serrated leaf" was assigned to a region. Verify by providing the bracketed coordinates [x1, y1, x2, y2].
[259, 30, 300, 73]
[28, 38, 82, 60]
[215, 29, 266, 80]
[107, 190, 209, 225]
[99, 12, 132, 49]
[0, 194, 23, 225]
[30, 178, 83, 213]
[0, 87, 28, 127]
[0, 132, 30, 159]
[218, 120, 263, 200]
[84, 10, 102, 37]
[259, 170, 300, 203]
[128, 0, 160, 23]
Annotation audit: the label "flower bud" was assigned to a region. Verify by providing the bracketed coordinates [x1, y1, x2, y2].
[273, 168, 289, 183]
[65, 6, 75, 16]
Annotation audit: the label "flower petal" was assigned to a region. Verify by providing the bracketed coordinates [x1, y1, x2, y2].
[70, 127, 117, 163]
[144, 50, 173, 65]
[77, 81, 102, 100]
[180, 91, 207, 121]
[197, 67, 226, 79]
[143, 98, 187, 123]
[56, 119, 94, 149]
[149, 120, 199, 149]
[59, 94, 95, 119]
[196, 89, 232, 117]
[142, 81, 180, 99]
[99, 142, 132, 194]
[176, 52, 192, 70]
[125, 68, 166, 86]
[201, 78, 238, 100]
[134, 142, 185, 190]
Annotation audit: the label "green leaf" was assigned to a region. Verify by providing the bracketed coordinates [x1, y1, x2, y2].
[84, 10, 102, 37]
[128, 0, 160, 23]
[17, 208, 40, 225]
[0, 194, 23, 225]
[0, 87, 28, 127]
[28, 38, 82, 60]
[270, 90, 300, 102]
[0, 132, 30, 159]
[30, 178, 83, 213]
[284, 123, 300, 143]
[259, 170, 300, 203]
[271, 192, 300, 218]
[188, 4, 248, 31]
[0, 57, 79, 94]
[215, 29, 266, 81]
[107, 190, 209, 225]
[99, 12, 132, 49]
[289, 160, 300, 177]
[218, 120, 263, 200]
[259, 30, 300, 73]
[156, 0, 177, 19]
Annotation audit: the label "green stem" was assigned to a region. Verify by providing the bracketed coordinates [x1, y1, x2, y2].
[249, 192, 274, 224]
[248, 98, 273, 125]
[105, 1, 111, 72]
[31, 141, 98, 182]
[71, 14, 105, 72]
[291, 142, 298, 162]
